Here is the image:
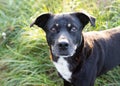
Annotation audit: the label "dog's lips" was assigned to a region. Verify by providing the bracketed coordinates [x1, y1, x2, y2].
[52, 50, 75, 57]
[54, 53, 73, 58]
[52, 50, 70, 57]
[51, 44, 77, 57]
[58, 53, 70, 57]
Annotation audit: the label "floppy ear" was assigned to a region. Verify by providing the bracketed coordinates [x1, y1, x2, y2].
[30, 13, 52, 29]
[71, 11, 96, 27]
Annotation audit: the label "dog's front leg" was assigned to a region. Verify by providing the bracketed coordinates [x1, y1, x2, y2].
[72, 59, 97, 86]
[58, 73, 72, 86]
[64, 79, 72, 86]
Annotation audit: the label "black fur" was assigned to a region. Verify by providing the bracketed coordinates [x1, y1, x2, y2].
[31, 11, 120, 86]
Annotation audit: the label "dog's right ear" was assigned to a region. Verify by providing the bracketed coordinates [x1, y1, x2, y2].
[30, 13, 52, 29]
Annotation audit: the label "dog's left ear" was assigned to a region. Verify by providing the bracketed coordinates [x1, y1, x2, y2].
[71, 11, 96, 27]
[30, 13, 52, 29]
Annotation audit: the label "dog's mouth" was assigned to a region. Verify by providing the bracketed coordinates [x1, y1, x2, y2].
[56, 50, 72, 57]
[51, 44, 77, 57]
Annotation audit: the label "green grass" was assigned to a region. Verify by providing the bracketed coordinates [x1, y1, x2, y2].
[0, 0, 120, 86]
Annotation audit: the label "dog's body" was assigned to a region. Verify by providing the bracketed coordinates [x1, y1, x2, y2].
[31, 11, 120, 86]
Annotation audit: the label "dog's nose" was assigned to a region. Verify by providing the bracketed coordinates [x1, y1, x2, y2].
[58, 42, 69, 49]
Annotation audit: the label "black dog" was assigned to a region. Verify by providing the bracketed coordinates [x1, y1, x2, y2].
[30, 11, 120, 86]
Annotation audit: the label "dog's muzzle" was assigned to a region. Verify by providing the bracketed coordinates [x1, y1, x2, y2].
[51, 35, 77, 57]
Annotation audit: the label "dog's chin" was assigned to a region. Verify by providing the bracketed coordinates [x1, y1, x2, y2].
[58, 54, 71, 58]
[52, 52, 75, 58]
[54, 54, 72, 58]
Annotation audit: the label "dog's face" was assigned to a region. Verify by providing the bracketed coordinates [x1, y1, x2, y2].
[31, 12, 95, 58]
[44, 14, 83, 57]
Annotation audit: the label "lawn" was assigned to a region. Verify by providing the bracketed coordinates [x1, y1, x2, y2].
[0, 0, 120, 86]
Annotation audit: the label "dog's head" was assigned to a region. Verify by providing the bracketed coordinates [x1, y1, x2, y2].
[30, 11, 95, 58]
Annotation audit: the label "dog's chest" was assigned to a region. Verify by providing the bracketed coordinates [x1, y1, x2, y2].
[53, 57, 72, 82]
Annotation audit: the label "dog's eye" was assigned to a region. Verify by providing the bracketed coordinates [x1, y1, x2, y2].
[70, 27, 78, 32]
[50, 28, 57, 33]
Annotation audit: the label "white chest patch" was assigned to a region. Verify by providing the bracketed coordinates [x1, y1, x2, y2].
[53, 57, 72, 82]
